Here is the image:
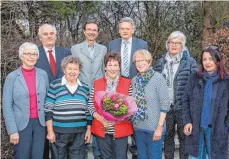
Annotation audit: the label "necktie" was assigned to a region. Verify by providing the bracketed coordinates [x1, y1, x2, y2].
[48, 50, 56, 78]
[123, 41, 129, 77]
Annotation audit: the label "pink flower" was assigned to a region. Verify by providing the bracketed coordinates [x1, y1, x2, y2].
[111, 95, 117, 101]
[118, 101, 123, 105]
[113, 104, 120, 110]
[124, 101, 128, 106]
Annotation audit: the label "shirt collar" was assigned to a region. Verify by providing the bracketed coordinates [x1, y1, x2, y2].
[86, 41, 96, 48]
[44, 46, 55, 53]
[121, 37, 132, 44]
[61, 76, 82, 86]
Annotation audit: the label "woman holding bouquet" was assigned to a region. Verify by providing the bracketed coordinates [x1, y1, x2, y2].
[88, 52, 133, 159]
[132, 49, 170, 159]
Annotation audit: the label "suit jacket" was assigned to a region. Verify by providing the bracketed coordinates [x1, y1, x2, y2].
[71, 41, 107, 90]
[107, 37, 148, 78]
[36, 46, 71, 83]
[3, 67, 49, 135]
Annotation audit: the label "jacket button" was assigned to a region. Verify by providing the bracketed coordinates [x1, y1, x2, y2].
[38, 109, 41, 111]
[38, 101, 40, 103]
[37, 93, 40, 95]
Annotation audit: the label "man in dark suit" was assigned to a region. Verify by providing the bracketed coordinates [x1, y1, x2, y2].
[35, 24, 71, 159]
[107, 17, 148, 79]
[107, 17, 148, 159]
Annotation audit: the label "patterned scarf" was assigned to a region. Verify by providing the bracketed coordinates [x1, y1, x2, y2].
[132, 67, 155, 122]
[105, 73, 120, 92]
[163, 52, 182, 88]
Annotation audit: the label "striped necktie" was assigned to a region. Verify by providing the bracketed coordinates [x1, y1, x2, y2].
[123, 41, 129, 77]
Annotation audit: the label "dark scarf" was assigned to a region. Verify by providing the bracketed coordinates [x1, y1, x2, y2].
[132, 67, 155, 122]
[201, 71, 219, 128]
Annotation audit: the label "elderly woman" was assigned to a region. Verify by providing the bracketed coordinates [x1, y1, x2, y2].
[131, 49, 170, 159]
[87, 52, 133, 159]
[2, 42, 49, 159]
[45, 55, 92, 159]
[182, 46, 229, 159]
[155, 31, 198, 159]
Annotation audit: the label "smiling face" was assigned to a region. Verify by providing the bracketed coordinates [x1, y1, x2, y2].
[105, 59, 120, 80]
[20, 48, 38, 69]
[202, 51, 217, 73]
[168, 37, 183, 56]
[119, 22, 134, 40]
[63, 63, 80, 84]
[83, 23, 98, 43]
[39, 25, 56, 49]
[134, 54, 151, 75]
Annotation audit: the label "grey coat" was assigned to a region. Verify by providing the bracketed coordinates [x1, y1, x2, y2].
[3, 67, 49, 135]
[71, 41, 107, 90]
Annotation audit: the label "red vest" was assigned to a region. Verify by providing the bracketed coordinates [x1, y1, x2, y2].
[91, 76, 133, 138]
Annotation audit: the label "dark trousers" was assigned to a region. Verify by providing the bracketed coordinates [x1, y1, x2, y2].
[14, 118, 46, 159]
[164, 110, 188, 159]
[51, 132, 86, 159]
[96, 134, 128, 159]
[43, 135, 50, 159]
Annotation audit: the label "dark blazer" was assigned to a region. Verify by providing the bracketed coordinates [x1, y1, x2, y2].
[3, 67, 49, 134]
[182, 73, 229, 158]
[107, 37, 148, 78]
[36, 46, 71, 83]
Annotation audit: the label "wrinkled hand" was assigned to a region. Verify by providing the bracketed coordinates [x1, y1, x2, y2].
[84, 129, 91, 144]
[10, 133, 19, 145]
[184, 123, 192, 136]
[153, 125, 163, 141]
[47, 131, 56, 143]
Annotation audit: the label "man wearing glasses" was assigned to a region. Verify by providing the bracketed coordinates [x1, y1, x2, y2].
[155, 31, 198, 159]
[71, 20, 107, 159]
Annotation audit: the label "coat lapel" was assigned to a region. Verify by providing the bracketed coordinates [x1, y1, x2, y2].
[55, 47, 61, 77]
[35, 68, 41, 90]
[40, 46, 54, 79]
[16, 67, 29, 93]
[94, 43, 101, 58]
[130, 37, 137, 72]
[81, 41, 92, 59]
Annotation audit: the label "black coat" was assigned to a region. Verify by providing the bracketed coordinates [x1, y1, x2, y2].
[182, 73, 229, 158]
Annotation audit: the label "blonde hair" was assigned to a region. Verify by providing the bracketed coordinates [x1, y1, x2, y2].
[133, 49, 152, 64]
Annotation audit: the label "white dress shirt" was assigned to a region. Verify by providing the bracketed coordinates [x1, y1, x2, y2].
[61, 76, 82, 94]
[44, 46, 56, 62]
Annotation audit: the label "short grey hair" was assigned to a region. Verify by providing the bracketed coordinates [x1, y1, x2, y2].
[18, 42, 39, 58]
[38, 24, 57, 36]
[133, 49, 152, 64]
[166, 31, 186, 52]
[118, 17, 135, 30]
[61, 55, 82, 72]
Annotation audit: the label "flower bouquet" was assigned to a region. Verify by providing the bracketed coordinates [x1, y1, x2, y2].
[95, 91, 138, 122]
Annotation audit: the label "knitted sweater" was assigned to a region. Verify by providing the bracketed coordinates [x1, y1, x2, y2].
[132, 72, 170, 132]
[45, 78, 92, 133]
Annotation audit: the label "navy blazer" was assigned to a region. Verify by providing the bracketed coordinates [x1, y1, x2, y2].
[3, 67, 49, 134]
[107, 37, 148, 78]
[36, 46, 71, 83]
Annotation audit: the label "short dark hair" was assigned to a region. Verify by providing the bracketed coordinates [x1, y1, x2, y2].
[198, 46, 228, 79]
[104, 52, 121, 67]
[83, 20, 99, 30]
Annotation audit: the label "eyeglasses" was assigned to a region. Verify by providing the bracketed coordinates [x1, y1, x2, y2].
[135, 60, 147, 64]
[168, 41, 182, 46]
[23, 52, 38, 56]
[85, 28, 98, 32]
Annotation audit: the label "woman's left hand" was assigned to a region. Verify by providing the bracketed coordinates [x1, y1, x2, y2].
[84, 128, 91, 144]
[153, 125, 163, 141]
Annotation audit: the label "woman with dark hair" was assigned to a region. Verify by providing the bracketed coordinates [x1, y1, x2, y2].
[88, 52, 133, 159]
[182, 46, 229, 159]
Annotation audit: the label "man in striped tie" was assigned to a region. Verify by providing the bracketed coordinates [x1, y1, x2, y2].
[107, 17, 148, 159]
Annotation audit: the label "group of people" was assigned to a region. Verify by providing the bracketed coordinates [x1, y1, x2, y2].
[2, 17, 229, 159]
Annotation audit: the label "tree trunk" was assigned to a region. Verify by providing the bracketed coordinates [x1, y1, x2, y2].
[202, 1, 213, 48]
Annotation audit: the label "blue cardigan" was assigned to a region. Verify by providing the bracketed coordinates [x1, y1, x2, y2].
[182, 73, 229, 158]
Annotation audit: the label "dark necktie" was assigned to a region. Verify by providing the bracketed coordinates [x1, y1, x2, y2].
[48, 50, 56, 78]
